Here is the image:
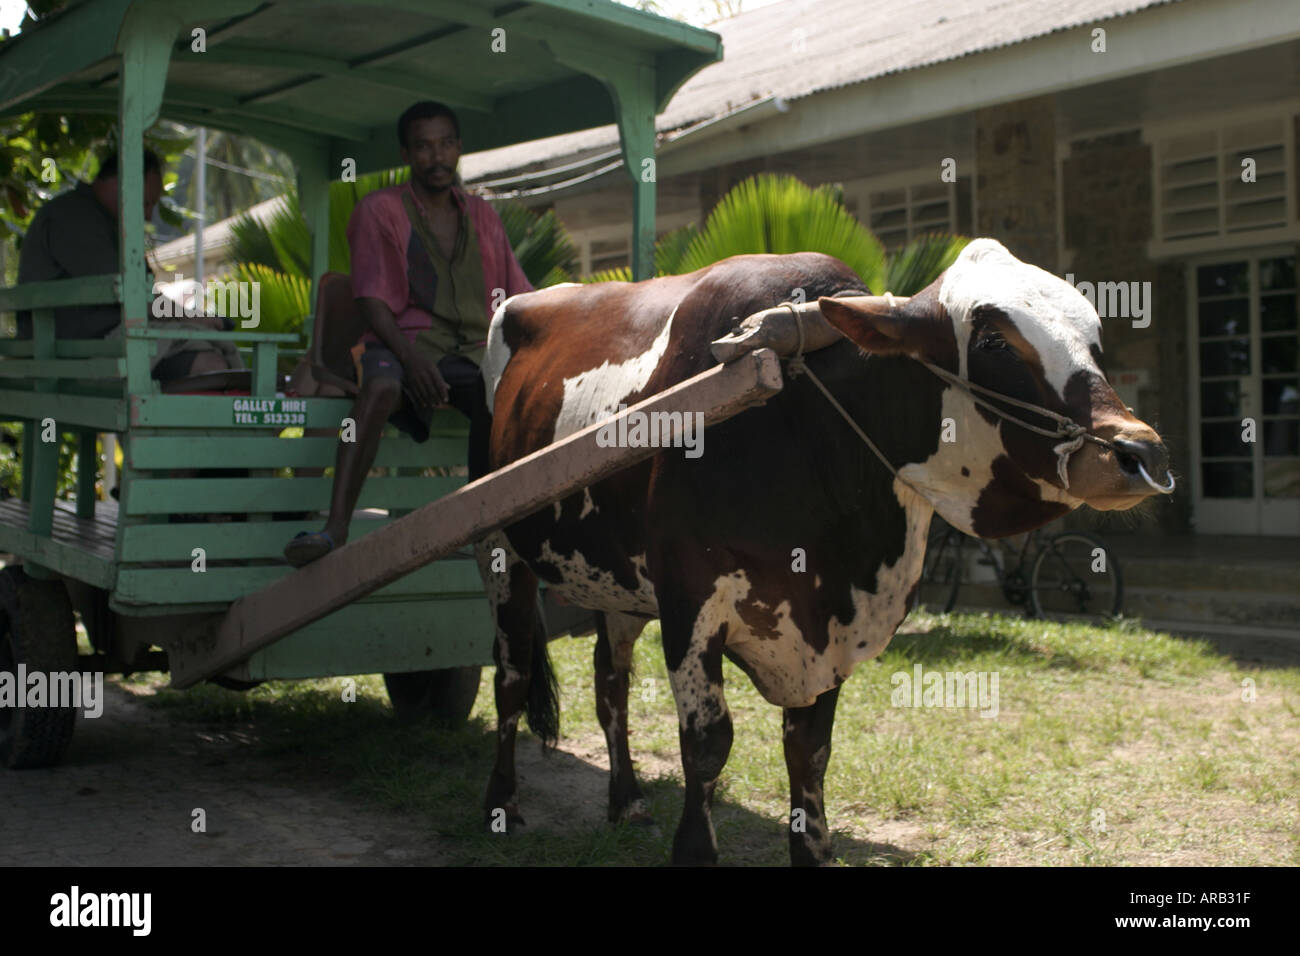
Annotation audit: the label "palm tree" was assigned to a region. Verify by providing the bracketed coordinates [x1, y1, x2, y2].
[587, 173, 968, 295]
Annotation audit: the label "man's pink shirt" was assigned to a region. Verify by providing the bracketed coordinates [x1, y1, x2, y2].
[349, 182, 533, 346]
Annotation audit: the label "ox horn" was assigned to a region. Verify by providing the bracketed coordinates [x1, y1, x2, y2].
[710, 295, 910, 363]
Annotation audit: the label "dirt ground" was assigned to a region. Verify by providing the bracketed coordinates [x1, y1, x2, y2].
[1, 681, 437, 865]
[4, 628, 1296, 867]
[0, 677, 671, 866]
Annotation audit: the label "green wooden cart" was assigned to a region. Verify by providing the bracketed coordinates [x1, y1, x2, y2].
[0, 0, 722, 768]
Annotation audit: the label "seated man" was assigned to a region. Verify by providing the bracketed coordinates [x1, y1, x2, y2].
[284, 101, 532, 566]
[16, 148, 240, 382]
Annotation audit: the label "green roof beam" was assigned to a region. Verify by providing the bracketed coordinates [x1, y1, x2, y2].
[173, 46, 493, 113]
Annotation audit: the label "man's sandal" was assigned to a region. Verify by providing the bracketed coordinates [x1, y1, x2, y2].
[283, 530, 336, 568]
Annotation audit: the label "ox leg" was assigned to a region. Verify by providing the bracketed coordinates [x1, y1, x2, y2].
[478, 533, 544, 830]
[662, 611, 732, 865]
[782, 685, 841, 867]
[594, 612, 650, 824]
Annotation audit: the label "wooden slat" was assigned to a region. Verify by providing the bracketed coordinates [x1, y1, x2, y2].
[168, 348, 784, 688]
[0, 389, 126, 431]
[0, 274, 120, 311]
[0, 340, 125, 358]
[117, 513, 443, 562]
[122, 475, 463, 514]
[131, 393, 356, 429]
[238, 598, 492, 680]
[0, 358, 126, 378]
[126, 328, 300, 342]
[115, 555, 485, 605]
[126, 434, 467, 469]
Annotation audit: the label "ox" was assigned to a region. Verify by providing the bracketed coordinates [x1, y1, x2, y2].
[477, 239, 1172, 865]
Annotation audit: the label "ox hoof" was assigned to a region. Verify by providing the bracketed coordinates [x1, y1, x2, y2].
[611, 798, 653, 826]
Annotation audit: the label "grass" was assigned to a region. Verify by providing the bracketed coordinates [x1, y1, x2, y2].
[117, 609, 1300, 866]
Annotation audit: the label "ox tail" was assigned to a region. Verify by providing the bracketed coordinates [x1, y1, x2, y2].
[527, 599, 561, 751]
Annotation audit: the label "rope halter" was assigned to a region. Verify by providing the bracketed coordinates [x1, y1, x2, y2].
[776, 301, 1175, 495]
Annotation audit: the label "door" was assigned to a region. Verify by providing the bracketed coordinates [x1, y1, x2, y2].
[1190, 253, 1300, 535]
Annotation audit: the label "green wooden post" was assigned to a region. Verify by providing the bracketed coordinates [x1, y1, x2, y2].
[27, 307, 59, 538]
[286, 142, 333, 361]
[76, 429, 98, 518]
[252, 341, 278, 396]
[113, 6, 180, 558]
[116, 3, 194, 394]
[616, 65, 658, 282]
[19, 418, 33, 503]
[544, 45, 658, 280]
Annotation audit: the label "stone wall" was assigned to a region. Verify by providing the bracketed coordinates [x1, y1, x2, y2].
[973, 95, 1058, 272]
[1062, 130, 1190, 533]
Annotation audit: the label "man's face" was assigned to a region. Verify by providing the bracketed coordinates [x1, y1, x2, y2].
[401, 116, 461, 193]
[98, 169, 164, 221]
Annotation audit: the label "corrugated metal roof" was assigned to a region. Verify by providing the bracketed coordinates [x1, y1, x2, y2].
[464, 0, 1179, 178]
[663, 0, 1179, 124]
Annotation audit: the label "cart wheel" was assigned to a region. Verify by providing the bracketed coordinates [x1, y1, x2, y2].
[383, 667, 482, 727]
[0, 567, 79, 769]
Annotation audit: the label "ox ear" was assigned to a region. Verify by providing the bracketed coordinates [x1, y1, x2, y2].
[817, 295, 917, 357]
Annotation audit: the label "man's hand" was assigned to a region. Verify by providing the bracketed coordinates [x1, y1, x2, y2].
[400, 345, 449, 407]
[356, 297, 449, 406]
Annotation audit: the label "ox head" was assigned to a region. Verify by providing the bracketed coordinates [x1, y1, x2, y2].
[818, 239, 1172, 537]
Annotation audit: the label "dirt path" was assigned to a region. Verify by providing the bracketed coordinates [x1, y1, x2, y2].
[0, 682, 451, 866]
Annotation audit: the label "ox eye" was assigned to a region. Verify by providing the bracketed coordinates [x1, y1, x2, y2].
[976, 330, 1008, 351]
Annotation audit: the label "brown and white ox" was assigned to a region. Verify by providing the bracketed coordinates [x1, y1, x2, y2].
[476, 238, 1172, 865]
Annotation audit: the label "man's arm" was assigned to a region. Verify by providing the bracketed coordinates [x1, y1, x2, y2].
[348, 195, 449, 406]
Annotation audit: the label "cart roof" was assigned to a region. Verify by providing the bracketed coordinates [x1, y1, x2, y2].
[0, 0, 721, 172]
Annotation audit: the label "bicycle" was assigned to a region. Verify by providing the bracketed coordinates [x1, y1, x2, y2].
[921, 516, 1124, 621]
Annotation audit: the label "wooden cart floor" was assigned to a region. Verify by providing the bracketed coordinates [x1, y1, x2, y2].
[0, 496, 118, 572]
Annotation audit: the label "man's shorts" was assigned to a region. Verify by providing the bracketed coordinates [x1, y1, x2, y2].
[359, 344, 491, 480]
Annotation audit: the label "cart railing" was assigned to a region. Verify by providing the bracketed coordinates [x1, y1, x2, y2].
[0, 277, 487, 627]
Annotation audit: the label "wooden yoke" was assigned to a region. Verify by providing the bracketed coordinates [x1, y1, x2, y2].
[711, 296, 911, 363]
[168, 347, 785, 688]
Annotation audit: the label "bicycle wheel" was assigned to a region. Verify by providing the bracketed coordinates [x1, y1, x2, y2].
[921, 521, 965, 613]
[1030, 532, 1123, 621]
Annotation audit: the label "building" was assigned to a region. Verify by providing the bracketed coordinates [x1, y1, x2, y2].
[459, 0, 1300, 544]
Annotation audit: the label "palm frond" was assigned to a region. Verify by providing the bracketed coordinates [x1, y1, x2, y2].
[676, 174, 887, 292]
[496, 201, 577, 287]
[232, 263, 311, 339]
[584, 266, 633, 284]
[883, 233, 970, 296]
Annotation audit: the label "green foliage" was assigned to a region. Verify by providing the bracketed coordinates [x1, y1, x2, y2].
[0, 423, 86, 500]
[174, 129, 295, 228]
[495, 202, 578, 289]
[586, 173, 968, 295]
[232, 263, 312, 336]
[884, 231, 969, 297]
[682, 175, 887, 286]
[0, 109, 192, 246]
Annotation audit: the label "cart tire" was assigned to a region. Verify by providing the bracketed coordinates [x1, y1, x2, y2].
[384, 666, 482, 727]
[0, 567, 79, 769]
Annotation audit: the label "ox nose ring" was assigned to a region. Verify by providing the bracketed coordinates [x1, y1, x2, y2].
[1113, 438, 1175, 494]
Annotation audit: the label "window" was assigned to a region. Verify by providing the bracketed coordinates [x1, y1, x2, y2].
[1155, 116, 1293, 245]
[842, 177, 956, 250]
[588, 236, 629, 274]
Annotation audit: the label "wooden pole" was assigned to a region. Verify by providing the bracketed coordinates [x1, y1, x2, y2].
[168, 349, 784, 688]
